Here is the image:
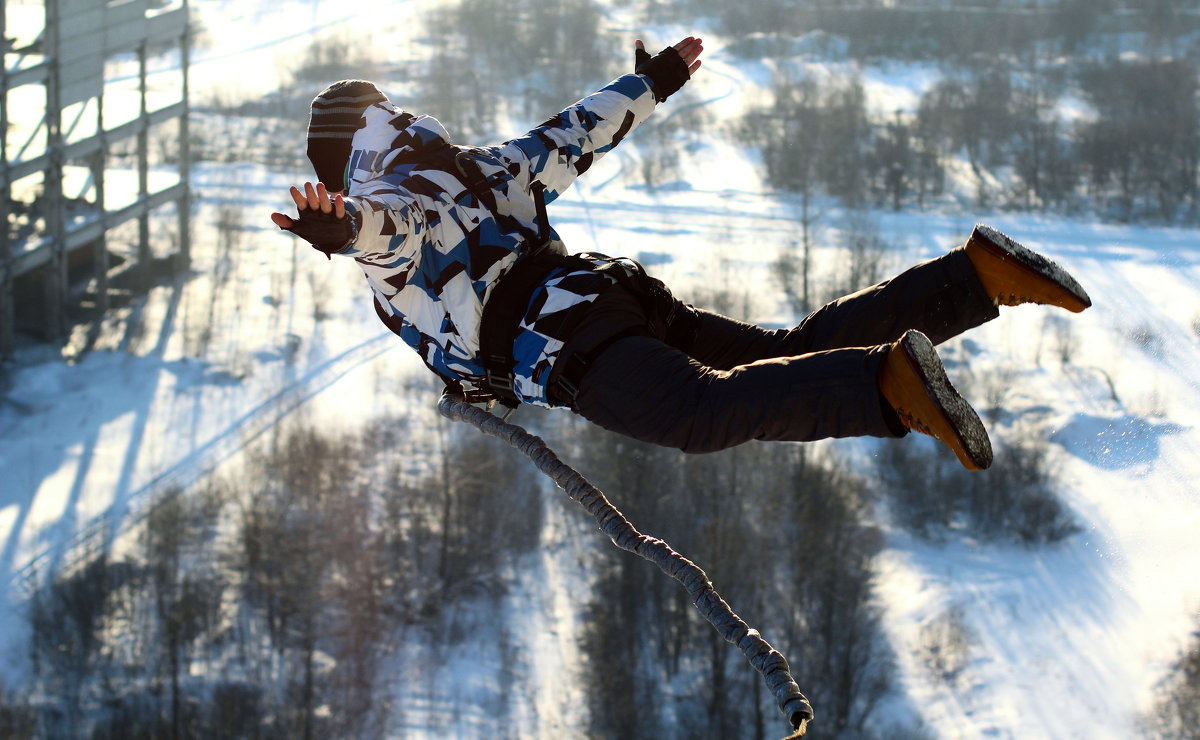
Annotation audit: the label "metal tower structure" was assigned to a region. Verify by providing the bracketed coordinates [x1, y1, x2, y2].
[1, 0, 190, 359]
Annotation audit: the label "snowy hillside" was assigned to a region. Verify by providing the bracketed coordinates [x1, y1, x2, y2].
[2, 1, 1199, 738]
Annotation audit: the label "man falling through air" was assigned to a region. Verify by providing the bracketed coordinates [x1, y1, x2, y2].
[272, 36, 1091, 469]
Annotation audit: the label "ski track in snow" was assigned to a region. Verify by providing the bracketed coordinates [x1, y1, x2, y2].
[3, 332, 396, 595]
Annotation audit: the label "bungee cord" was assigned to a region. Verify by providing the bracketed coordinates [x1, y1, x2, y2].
[437, 392, 813, 739]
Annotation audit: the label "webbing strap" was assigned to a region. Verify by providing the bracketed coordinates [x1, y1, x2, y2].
[531, 181, 550, 246]
[477, 254, 580, 407]
[438, 392, 814, 739]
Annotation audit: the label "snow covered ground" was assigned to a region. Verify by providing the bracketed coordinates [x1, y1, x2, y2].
[2, 1, 1199, 737]
[871, 214, 1200, 739]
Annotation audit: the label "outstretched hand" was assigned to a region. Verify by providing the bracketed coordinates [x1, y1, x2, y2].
[271, 181, 354, 256]
[270, 181, 345, 230]
[636, 36, 703, 77]
[633, 36, 703, 103]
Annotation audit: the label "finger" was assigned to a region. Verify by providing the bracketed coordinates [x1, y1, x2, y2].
[304, 182, 320, 210]
[289, 185, 307, 211]
[672, 36, 695, 52]
[271, 212, 294, 229]
[689, 59, 702, 76]
[635, 39, 645, 52]
[317, 182, 332, 214]
[675, 39, 702, 68]
[333, 193, 346, 219]
[676, 38, 700, 61]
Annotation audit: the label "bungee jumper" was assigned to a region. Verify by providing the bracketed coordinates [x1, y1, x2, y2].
[268, 35, 1091, 735]
[271, 34, 1090, 471]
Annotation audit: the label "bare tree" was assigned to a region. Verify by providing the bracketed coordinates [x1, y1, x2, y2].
[1142, 617, 1200, 739]
[824, 210, 896, 306]
[745, 71, 872, 312]
[140, 490, 225, 739]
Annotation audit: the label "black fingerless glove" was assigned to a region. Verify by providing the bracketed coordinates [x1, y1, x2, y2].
[635, 44, 652, 70]
[635, 46, 691, 103]
[281, 208, 354, 258]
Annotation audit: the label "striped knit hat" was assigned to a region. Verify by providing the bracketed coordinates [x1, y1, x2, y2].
[307, 80, 389, 192]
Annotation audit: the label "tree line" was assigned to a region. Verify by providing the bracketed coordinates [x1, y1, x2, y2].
[738, 54, 1199, 223]
[653, 1, 1200, 62]
[196, 0, 1200, 226]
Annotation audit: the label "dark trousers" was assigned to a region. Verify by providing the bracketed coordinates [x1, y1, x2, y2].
[553, 247, 999, 453]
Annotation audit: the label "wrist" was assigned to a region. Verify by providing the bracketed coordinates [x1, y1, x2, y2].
[636, 72, 661, 99]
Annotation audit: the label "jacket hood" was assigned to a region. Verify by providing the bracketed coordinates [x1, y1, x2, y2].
[347, 105, 453, 185]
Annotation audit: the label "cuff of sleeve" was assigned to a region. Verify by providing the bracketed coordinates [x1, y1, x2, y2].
[333, 200, 363, 255]
[637, 73, 660, 99]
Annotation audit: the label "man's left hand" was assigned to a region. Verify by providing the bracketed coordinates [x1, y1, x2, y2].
[271, 181, 345, 228]
[271, 181, 353, 255]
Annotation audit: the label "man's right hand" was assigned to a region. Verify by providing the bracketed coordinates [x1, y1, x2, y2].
[634, 36, 703, 102]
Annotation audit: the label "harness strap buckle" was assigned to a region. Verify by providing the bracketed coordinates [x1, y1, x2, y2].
[485, 369, 516, 395]
[551, 353, 588, 406]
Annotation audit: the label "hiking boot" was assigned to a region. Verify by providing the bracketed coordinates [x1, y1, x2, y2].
[879, 330, 993, 471]
[965, 224, 1092, 313]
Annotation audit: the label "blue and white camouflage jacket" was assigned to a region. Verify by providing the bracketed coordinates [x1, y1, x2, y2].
[330, 73, 659, 407]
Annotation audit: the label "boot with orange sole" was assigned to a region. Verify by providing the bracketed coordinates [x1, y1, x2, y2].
[965, 224, 1092, 313]
[879, 329, 993, 471]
